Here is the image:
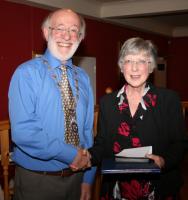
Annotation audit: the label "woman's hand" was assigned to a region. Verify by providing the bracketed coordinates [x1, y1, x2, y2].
[146, 154, 165, 169]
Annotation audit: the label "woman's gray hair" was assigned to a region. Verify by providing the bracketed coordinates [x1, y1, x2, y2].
[41, 9, 86, 40]
[118, 37, 158, 72]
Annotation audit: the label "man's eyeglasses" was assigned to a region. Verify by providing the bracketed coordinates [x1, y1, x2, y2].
[124, 59, 151, 67]
[49, 26, 80, 37]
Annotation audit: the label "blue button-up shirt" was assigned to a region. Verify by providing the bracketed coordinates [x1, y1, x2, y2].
[9, 49, 96, 183]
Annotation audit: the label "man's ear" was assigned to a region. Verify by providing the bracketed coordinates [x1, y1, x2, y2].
[43, 27, 49, 41]
[149, 68, 154, 74]
[78, 33, 84, 43]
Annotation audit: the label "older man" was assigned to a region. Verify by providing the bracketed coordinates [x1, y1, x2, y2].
[9, 9, 96, 200]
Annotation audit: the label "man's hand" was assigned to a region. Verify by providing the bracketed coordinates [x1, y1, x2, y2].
[80, 183, 92, 200]
[70, 148, 91, 171]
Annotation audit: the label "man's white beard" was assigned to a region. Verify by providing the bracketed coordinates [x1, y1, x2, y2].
[48, 36, 80, 61]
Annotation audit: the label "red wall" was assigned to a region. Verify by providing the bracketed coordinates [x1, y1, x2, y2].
[0, 1, 49, 120]
[0, 0, 187, 120]
[167, 37, 188, 100]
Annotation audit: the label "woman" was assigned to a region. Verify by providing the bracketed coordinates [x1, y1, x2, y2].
[89, 37, 187, 199]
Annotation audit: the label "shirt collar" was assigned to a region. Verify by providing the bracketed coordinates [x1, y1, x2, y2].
[117, 85, 124, 98]
[117, 83, 150, 98]
[116, 83, 151, 109]
[43, 49, 73, 69]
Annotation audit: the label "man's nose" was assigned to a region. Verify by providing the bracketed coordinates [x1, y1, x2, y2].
[62, 30, 71, 40]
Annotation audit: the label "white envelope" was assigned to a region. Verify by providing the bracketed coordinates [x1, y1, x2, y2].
[115, 146, 152, 158]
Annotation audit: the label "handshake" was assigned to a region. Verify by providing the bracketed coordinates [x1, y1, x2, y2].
[69, 148, 91, 171]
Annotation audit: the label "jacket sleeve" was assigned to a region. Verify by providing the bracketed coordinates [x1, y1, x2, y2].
[89, 95, 113, 166]
[159, 91, 187, 170]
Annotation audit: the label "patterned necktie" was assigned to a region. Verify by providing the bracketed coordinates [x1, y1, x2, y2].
[60, 65, 80, 146]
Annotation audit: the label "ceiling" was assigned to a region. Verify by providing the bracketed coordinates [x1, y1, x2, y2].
[9, 0, 188, 37]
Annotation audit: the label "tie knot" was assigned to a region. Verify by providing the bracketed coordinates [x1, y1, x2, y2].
[60, 65, 67, 72]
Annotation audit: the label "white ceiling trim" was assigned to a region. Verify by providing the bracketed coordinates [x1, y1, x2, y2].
[12, 0, 101, 17]
[8, 0, 188, 37]
[100, 0, 188, 18]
